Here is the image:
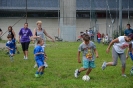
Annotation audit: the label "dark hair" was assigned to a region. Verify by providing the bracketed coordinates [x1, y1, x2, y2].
[24, 23, 28, 25]
[128, 33, 133, 40]
[8, 26, 12, 30]
[7, 34, 12, 38]
[0, 28, 2, 31]
[127, 24, 130, 26]
[83, 34, 90, 41]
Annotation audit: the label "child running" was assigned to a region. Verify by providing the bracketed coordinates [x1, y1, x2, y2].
[6, 35, 16, 62]
[34, 39, 45, 77]
[102, 34, 133, 77]
[74, 34, 99, 78]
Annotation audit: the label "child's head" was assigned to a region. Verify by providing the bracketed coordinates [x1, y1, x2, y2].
[83, 34, 90, 44]
[37, 38, 44, 46]
[127, 24, 131, 29]
[8, 26, 12, 31]
[41, 39, 44, 46]
[7, 34, 12, 41]
[126, 33, 133, 42]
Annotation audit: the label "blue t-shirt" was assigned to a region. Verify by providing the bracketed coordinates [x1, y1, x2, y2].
[34, 45, 44, 61]
[6, 39, 15, 49]
[124, 29, 133, 36]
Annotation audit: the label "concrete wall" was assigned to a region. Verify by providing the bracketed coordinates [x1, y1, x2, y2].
[60, 0, 76, 41]
[0, 18, 133, 40]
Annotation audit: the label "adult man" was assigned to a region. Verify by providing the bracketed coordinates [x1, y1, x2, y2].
[124, 24, 133, 36]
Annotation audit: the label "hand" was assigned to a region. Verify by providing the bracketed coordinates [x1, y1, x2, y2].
[96, 54, 99, 58]
[52, 39, 55, 42]
[106, 48, 110, 53]
[126, 55, 128, 59]
[78, 58, 81, 63]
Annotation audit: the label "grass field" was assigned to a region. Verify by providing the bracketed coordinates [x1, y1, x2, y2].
[0, 41, 133, 88]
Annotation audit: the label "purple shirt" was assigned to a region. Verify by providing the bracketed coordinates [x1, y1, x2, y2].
[19, 28, 33, 43]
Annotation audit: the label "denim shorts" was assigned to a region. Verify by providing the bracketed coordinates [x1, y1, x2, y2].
[83, 59, 95, 69]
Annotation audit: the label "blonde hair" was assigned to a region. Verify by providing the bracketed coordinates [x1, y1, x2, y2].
[36, 21, 42, 25]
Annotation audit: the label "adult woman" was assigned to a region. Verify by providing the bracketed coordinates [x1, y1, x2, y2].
[8, 26, 20, 54]
[18, 23, 33, 59]
[33, 21, 54, 46]
[33, 21, 54, 67]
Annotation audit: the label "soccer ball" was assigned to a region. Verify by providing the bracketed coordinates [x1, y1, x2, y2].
[82, 75, 90, 81]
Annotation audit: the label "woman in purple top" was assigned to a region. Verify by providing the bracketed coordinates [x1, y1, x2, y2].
[18, 23, 33, 59]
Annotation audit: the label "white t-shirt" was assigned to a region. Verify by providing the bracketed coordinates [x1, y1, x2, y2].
[105, 35, 108, 40]
[113, 36, 131, 53]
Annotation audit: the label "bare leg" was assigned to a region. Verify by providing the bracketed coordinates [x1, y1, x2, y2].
[106, 62, 114, 66]
[25, 50, 28, 58]
[86, 68, 92, 75]
[79, 67, 87, 72]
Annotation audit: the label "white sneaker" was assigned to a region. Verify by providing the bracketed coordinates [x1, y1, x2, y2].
[102, 62, 106, 70]
[34, 64, 37, 68]
[25, 57, 28, 60]
[44, 62, 48, 67]
[74, 69, 80, 78]
[122, 74, 127, 77]
[24, 56, 26, 59]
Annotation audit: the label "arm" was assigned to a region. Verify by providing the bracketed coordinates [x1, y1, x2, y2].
[44, 29, 55, 42]
[35, 52, 44, 56]
[18, 35, 21, 43]
[106, 38, 119, 53]
[77, 51, 81, 63]
[33, 29, 40, 39]
[94, 49, 98, 58]
[12, 30, 16, 39]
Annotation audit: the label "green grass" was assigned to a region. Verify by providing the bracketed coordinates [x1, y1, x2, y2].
[0, 42, 133, 88]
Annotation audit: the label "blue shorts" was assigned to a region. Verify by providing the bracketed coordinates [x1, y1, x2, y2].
[9, 49, 15, 55]
[83, 59, 95, 69]
[36, 60, 44, 68]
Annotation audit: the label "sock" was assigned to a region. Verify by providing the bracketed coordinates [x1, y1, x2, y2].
[36, 71, 39, 74]
[40, 72, 44, 75]
[78, 70, 80, 73]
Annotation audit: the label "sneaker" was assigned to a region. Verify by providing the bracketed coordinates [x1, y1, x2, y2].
[34, 64, 37, 68]
[122, 74, 127, 77]
[44, 62, 48, 68]
[25, 57, 28, 60]
[24, 56, 26, 59]
[102, 62, 106, 70]
[10, 56, 13, 62]
[35, 74, 39, 78]
[74, 69, 80, 78]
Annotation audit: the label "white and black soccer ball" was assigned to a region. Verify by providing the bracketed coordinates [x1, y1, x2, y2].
[82, 75, 90, 81]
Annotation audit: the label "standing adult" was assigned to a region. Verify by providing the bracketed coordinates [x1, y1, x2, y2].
[33, 21, 54, 67]
[8, 26, 20, 54]
[124, 24, 133, 36]
[33, 21, 54, 46]
[97, 32, 101, 43]
[18, 23, 33, 59]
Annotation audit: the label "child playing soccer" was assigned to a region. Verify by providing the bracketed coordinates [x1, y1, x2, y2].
[34, 39, 45, 77]
[6, 35, 16, 62]
[74, 34, 99, 78]
[102, 34, 133, 77]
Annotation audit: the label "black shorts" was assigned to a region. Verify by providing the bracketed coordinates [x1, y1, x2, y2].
[21, 42, 30, 51]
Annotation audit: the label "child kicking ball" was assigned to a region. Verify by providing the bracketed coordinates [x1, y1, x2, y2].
[74, 34, 99, 79]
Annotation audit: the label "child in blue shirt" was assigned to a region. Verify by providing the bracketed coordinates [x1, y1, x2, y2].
[6, 35, 15, 62]
[34, 39, 45, 77]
